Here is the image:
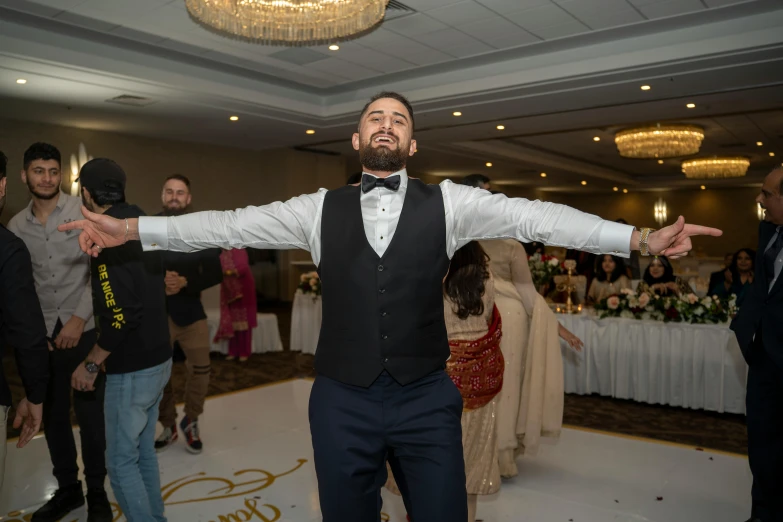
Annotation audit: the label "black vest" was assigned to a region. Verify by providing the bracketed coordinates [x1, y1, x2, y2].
[315, 179, 451, 387]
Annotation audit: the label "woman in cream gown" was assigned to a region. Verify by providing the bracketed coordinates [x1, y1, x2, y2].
[387, 241, 504, 522]
[480, 239, 583, 478]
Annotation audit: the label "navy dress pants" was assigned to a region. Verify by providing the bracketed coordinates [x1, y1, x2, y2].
[309, 370, 467, 522]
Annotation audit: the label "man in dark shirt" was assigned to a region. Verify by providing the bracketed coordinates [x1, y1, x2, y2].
[154, 174, 222, 454]
[68, 158, 171, 520]
[0, 149, 49, 492]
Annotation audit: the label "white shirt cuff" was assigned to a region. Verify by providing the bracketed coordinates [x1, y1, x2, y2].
[138, 216, 168, 251]
[598, 221, 634, 258]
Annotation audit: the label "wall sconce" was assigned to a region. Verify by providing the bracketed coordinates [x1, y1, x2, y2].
[654, 198, 667, 226]
[757, 203, 765, 221]
[70, 143, 92, 196]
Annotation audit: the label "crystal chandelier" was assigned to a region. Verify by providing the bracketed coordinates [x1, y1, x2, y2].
[681, 157, 750, 179]
[614, 124, 705, 158]
[185, 0, 389, 46]
[653, 198, 667, 226]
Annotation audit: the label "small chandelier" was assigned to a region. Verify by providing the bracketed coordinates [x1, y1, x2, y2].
[681, 157, 750, 179]
[653, 198, 667, 226]
[185, 0, 389, 46]
[614, 124, 704, 158]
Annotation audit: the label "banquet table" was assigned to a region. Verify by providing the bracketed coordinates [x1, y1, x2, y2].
[204, 308, 284, 355]
[290, 292, 322, 355]
[558, 313, 748, 414]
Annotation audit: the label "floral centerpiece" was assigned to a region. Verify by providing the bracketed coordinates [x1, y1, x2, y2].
[297, 271, 321, 297]
[528, 253, 563, 290]
[595, 288, 738, 324]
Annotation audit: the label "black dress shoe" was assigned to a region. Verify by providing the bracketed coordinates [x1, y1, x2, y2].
[86, 488, 113, 522]
[31, 481, 84, 522]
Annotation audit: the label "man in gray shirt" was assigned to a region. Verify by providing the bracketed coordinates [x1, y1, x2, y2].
[8, 143, 111, 522]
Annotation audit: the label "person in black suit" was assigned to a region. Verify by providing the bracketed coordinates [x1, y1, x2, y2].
[730, 166, 783, 522]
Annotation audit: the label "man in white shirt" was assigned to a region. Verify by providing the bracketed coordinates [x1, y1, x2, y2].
[60, 92, 721, 522]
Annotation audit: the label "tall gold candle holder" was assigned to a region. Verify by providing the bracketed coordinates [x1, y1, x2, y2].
[556, 259, 579, 314]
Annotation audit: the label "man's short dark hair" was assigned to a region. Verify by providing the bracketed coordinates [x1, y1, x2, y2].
[165, 173, 191, 189]
[23, 142, 61, 170]
[0, 150, 7, 179]
[84, 186, 125, 207]
[359, 92, 415, 130]
[461, 174, 490, 188]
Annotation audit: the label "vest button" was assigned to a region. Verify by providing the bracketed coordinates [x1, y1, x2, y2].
[379, 288, 386, 294]
[378, 265, 384, 272]
[382, 334, 389, 340]
[383, 357, 389, 363]
[381, 311, 387, 317]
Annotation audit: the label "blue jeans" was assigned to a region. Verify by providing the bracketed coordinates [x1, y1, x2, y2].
[105, 359, 171, 522]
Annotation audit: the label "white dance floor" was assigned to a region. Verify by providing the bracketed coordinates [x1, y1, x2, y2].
[1, 379, 752, 522]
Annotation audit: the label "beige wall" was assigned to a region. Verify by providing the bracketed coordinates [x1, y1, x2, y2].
[0, 117, 346, 299]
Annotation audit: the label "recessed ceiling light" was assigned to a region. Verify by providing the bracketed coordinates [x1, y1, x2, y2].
[229, 116, 239, 121]
[701, 185, 706, 190]
[771, 152, 776, 157]
[640, 85, 651, 91]
[757, 141, 763, 146]
[306, 129, 315, 135]
[613, 187, 618, 191]
[593, 136, 601, 142]
[686, 103, 696, 108]
[453, 111, 462, 117]
[328, 44, 339, 51]
[485, 162, 492, 167]
[496, 125, 505, 130]
[581, 180, 587, 185]
[657, 159, 664, 164]
[623, 189, 628, 193]
[540, 172, 547, 178]
[16, 78, 27, 84]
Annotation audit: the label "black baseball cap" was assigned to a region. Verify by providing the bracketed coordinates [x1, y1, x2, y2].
[77, 158, 126, 191]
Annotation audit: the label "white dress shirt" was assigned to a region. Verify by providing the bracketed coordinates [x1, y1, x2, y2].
[138, 170, 634, 264]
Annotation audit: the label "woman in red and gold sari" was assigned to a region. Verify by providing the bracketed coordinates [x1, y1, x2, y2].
[387, 241, 504, 522]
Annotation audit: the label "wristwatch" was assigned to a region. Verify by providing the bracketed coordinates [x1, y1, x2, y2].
[84, 361, 100, 374]
[639, 227, 655, 256]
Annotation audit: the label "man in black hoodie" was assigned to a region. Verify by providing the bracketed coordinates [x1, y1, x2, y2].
[70, 158, 171, 520]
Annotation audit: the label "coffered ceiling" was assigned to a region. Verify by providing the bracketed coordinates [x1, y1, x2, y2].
[0, 0, 781, 192]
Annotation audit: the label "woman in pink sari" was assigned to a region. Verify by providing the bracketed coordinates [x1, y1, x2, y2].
[214, 248, 257, 362]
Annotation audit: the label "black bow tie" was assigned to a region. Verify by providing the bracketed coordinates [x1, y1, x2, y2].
[361, 174, 401, 193]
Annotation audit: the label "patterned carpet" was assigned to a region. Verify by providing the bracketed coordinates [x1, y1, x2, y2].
[4, 305, 748, 455]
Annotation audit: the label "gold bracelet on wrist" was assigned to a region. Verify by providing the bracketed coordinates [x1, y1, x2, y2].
[639, 227, 655, 256]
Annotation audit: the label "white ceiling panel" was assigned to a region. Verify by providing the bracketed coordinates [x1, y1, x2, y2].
[424, 1, 497, 27]
[405, 0, 464, 9]
[554, 0, 636, 16]
[577, 9, 647, 30]
[359, 38, 455, 66]
[505, 3, 581, 33]
[109, 25, 168, 44]
[21, 0, 90, 8]
[383, 13, 449, 37]
[704, 0, 754, 6]
[635, 0, 706, 18]
[411, 28, 496, 57]
[476, 0, 553, 15]
[328, 43, 418, 73]
[457, 17, 541, 48]
[535, 20, 591, 39]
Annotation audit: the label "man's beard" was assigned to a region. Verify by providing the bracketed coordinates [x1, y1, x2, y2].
[27, 179, 59, 200]
[81, 193, 94, 212]
[359, 139, 409, 173]
[162, 204, 188, 216]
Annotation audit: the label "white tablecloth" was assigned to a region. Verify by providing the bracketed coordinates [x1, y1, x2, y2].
[558, 313, 748, 414]
[204, 308, 284, 354]
[290, 293, 322, 355]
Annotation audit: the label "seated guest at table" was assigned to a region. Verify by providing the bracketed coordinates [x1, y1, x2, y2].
[586, 254, 631, 306]
[615, 219, 640, 279]
[522, 241, 545, 256]
[215, 248, 257, 362]
[708, 251, 735, 295]
[637, 256, 691, 297]
[711, 248, 755, 303]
